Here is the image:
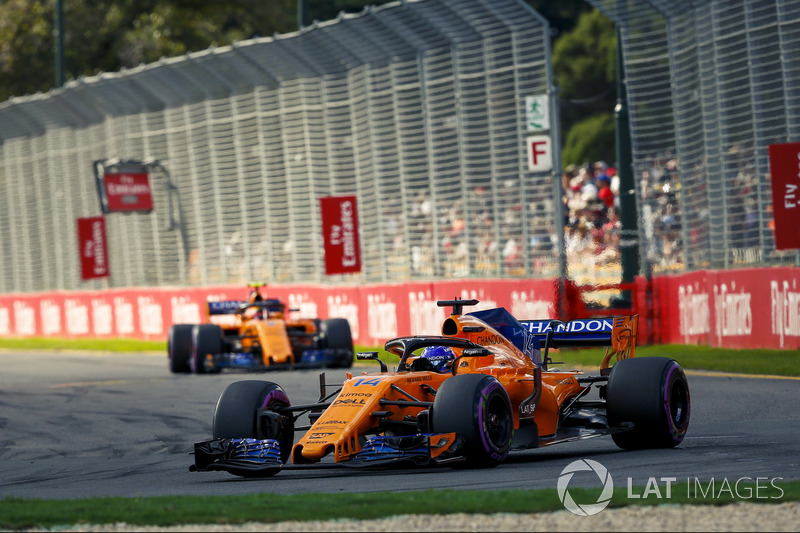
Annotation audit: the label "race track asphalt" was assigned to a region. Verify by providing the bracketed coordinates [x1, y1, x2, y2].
[1, 350, 798, 501]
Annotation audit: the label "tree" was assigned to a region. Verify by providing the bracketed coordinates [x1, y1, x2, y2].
[0, 0, 377, 102]
[0, 0, 615, 170]
[552, 8, 618, 167]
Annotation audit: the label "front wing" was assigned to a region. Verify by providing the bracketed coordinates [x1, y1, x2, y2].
[190, 434, 464, 477]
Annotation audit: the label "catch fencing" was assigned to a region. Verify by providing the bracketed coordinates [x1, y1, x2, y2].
[0, 0, 798, 297]
[587, 0, 800, 275]
[0, 0, 558, 293]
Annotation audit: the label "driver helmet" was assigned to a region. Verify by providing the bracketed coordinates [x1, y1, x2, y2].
[420, 346, 456, 373]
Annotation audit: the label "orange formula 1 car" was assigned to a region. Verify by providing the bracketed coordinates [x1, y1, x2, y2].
[169, 285, 354, 374]
[191, 299, 690, 476]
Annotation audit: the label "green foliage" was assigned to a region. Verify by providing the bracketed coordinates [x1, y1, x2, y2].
[553, 8, 618, 166]
[561, 111, 616, 167]
[1, 1, 616, 180]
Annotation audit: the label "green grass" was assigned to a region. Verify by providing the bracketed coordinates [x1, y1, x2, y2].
[364, 343, 800, 378]
[0, 481, 796, 529]
[1, 337, 798, 377]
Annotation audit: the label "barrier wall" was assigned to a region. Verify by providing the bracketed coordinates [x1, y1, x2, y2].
[654, 267, 800, 350]
[0, 279, 557, 346]
[1, 266, 797, 350]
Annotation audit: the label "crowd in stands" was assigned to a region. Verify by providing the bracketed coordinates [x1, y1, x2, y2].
[561, 160, 622, 273]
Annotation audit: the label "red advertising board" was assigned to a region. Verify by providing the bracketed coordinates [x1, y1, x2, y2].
[768, 142, 800, 249]
[77, 216, 110, 280]
[320, 195, 361, 275]
[103, 171, 154, 212]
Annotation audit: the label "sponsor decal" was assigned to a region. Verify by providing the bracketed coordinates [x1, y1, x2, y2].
[65, 299, 90, 335]
[92, 299, 113, 335]
[103, 172, 153, 212]
[524, 318, 613, 335]
[767, 142, 800, 249]
[114, 297, 134, 335]
[14, 301, 36, 336]
[308, 432, 335, 440]
[771, 280, 800, 348]
[367, 294, 397, 340]
[137, 296, 164, 335]
[408, 291, 442, 335]
[171, 296, 202, 324]
[475, 333, 503, 345]
[678, 284, 711, 342]
[405, 375, 433, 384]
[0, 307, 9, 335]
[511, 290, 554, 320]
[332, 398, 367, 407]
[320, 195, 361, 274]
[40, 299, 62, 336]
[712, 283, 752, 343]
[288, 294, 318, 319]
[318, 420, 348, 426]
[327, 294, 360, 340]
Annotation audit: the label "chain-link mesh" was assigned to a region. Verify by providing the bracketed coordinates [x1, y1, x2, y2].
[588, 0, 800, 275]
[0, 0, 558, 293]
[1, 0, 798, 296]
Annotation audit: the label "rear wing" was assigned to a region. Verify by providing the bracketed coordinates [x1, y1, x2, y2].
[520, 316, 638, 371]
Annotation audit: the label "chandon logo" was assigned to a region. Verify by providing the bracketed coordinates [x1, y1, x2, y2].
[557, 459, 614, 516]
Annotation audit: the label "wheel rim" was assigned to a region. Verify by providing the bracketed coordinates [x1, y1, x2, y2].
[485, 394, 512, 448]
[669, 377, 689, 429]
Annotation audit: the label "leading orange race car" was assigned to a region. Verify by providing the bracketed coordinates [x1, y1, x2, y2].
[191, 298, 690, 476]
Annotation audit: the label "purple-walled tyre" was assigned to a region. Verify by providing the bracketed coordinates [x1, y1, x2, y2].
[607, 357, 691, 449]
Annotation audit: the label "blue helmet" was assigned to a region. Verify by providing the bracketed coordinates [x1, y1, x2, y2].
[420, 346, 456, 373]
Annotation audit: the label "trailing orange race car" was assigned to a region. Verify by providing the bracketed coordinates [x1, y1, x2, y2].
[191, 298, 690, 476]
[169, 284, 354, 374]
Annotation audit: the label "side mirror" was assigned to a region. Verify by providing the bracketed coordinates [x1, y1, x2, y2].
[356, 351, 388, 373]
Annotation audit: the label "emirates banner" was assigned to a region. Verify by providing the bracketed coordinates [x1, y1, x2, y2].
[320, 195, 361, 275]
[77, 216, 110, 280]
[768, 142, 800, 250]
[103, 171, 153, 212]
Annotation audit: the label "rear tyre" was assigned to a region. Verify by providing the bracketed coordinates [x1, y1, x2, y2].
[320, 318, 354, 368]
[191, 324, 223, 374]
[213, 380, 294, 464]
[606, 357, 691, 449]
[168, 324, 193, 373]
[431, 374, 513, 468]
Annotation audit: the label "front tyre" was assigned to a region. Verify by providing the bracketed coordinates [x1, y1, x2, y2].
[606, 357, 691, 449]
[212, 380, 294, 464]
[431, 374, 513, 468]
[168, 324, 193, 373]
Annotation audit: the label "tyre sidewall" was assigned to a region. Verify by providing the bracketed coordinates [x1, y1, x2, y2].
[212, 380, 294, 462]
[320, 318, 354, 368]
[432, 374, 513, 467]
[191, 324, 223, 374]
[607, 357, 691, 448]
[168, 324, 193, 373]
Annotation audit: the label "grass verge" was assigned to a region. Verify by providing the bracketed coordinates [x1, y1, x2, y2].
[1, 480, 796, 529]
[0, 337, 797, 377]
